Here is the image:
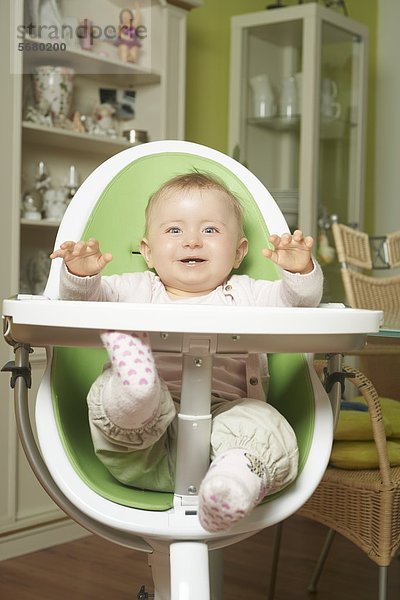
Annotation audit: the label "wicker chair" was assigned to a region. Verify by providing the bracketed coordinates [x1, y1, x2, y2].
[331, 221, 400, 328]
[298, 364, 400, 600]
[268, 224, 400, 600]
[332, 221, 400, 401]
[299, 224, 400, 600]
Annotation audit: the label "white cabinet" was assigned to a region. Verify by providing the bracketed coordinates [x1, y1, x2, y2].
[228, 4, 368, 300]
[0, 0, 200, 559]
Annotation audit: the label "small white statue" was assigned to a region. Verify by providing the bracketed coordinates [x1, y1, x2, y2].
[43, 189, 67, 220]
[28, 0, 64, 34]
[26, 250, 51, 294]
[22, 191, 43, 220]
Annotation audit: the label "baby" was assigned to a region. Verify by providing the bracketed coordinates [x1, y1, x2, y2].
[50, 171, 323, 532]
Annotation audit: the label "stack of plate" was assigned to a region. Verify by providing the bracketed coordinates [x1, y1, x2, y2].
[270, 188, 299, 229]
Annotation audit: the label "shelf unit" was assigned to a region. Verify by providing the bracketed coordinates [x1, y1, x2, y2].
[0, 0, 200, 559]
[229, 3, 368, 238]
[18, 0, 197, 296]
[229, 3, 368, 303]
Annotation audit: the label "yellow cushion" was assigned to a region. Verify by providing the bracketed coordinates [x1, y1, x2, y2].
[334, 397, 400, 441]
[330, 439, 400, 469]
[380, 397, 400, 438]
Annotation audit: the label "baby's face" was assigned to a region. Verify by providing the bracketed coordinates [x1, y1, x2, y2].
[140, 189, 248, 299]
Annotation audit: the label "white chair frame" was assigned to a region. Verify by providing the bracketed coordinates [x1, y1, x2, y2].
[2, 141, 382, 599]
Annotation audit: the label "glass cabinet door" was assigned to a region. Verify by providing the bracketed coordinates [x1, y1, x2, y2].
[233, 16, 304, 233]
[229, 4, 368, 301]
[318, 20, 367, 300]
[319, 22, 367, 229]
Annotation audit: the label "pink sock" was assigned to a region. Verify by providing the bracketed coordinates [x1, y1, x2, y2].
[198, 449, 269, 532]
[100, 331, 161, 429]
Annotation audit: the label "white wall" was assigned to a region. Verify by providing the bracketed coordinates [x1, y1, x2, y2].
[374, 0, 400, 234]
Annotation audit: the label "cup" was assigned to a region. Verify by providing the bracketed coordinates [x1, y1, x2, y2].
[294, 72, 302, 114]
[279, 76, 299, 118]
[321, 78, 341, 119]
[249, 74, 276, 118]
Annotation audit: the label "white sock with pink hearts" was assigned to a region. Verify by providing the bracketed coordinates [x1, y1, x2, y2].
[100, 331, 161, 429]
[198, 449, 269, 532]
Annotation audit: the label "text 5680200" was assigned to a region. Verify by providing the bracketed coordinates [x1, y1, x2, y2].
[18, 41, 67, 52]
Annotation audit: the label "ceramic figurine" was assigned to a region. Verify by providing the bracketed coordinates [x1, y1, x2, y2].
[22, 191, 43, 220]
[92, 103, 117, 137]
[43, 188, 67, 221]
[28, 0, 63, 32]
[115, 3, 142, 63]
[26, 250, 51, 295]
[72, 111, 86, 133]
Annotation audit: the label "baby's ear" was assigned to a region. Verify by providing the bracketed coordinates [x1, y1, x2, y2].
[140, 238, 153, 268]
[234, 237, 248, 268]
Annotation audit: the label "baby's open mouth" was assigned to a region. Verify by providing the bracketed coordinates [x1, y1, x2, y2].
[180, 258, 206, 264]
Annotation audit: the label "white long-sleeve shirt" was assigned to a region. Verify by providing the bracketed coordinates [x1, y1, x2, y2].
[60, 262, 323, 401]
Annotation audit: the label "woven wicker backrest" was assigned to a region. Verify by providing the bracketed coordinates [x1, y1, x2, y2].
[332, 223, 372, 269]
[387, 231, 400, 268]
[332, 222, 400, 328]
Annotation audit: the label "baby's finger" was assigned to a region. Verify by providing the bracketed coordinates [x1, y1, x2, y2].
[59, 241, 76, 252]
[292, 229, 304, 242]
[280, 233, 292, 245]
[72, 241, 88, 256]
[87, 238, 99, 251]
[98, 252, 113, 269]
[268, 234, 280, 248]
[304, 235, 314, 248]
[262, 247, 277, 262]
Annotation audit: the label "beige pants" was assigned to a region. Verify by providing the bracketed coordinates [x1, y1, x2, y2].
[87, 369, 299, 493]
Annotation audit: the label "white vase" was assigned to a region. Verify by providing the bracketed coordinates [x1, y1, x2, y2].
[33, 65, 75, 117]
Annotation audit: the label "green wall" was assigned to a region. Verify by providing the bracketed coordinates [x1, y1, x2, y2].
[185, 0, 377, 229]
[185, 0, 266, 152]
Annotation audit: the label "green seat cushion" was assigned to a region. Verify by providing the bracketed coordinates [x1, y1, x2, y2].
[51, 151, 316, 510]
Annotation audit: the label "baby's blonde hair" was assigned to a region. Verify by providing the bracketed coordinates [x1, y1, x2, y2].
[144, 171, 245, 236]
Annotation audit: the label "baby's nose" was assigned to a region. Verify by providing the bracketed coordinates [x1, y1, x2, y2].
[183, 233, 202, 248]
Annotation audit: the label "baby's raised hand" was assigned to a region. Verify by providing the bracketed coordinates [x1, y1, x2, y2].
[262, 230, 314, 274]
[49, 238, 113, 277]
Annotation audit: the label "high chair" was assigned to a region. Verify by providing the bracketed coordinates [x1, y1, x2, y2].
[2, 141, 382, 599]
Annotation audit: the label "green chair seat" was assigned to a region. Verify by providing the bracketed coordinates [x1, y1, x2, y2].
[50, 151, 315, 510]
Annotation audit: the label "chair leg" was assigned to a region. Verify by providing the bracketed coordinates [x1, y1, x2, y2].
[267, 521, 284, 600]
[149, 548, 171, 600]
[170, 542, 210, 600]
[307, 528, 336, 593]
[378, 565, 388, 600]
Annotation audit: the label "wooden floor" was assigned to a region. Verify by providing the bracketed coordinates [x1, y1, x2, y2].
[0, 515, 399, 599]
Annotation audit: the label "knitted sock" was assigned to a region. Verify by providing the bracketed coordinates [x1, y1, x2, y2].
[198, 449, 269, 532]
[100, 331, 161, 429]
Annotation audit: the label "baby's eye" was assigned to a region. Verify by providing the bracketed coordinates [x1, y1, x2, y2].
[167, 227, 181, 234]
[203, 226, 218, 234]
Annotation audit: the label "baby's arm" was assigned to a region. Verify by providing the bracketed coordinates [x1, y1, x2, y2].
[262, 230, 314, 275]
[50, 238, 113, 277]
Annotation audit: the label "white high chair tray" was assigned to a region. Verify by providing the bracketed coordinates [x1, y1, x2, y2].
[3, 297, 382, 353]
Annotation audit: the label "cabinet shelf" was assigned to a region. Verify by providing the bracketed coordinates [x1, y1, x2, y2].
[22, 121, 134, 154]
[23, 37, 161, 86]
[248, 115, 352, 139]
[248, 116, 300, 131]
[21, 218, 61, 228]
